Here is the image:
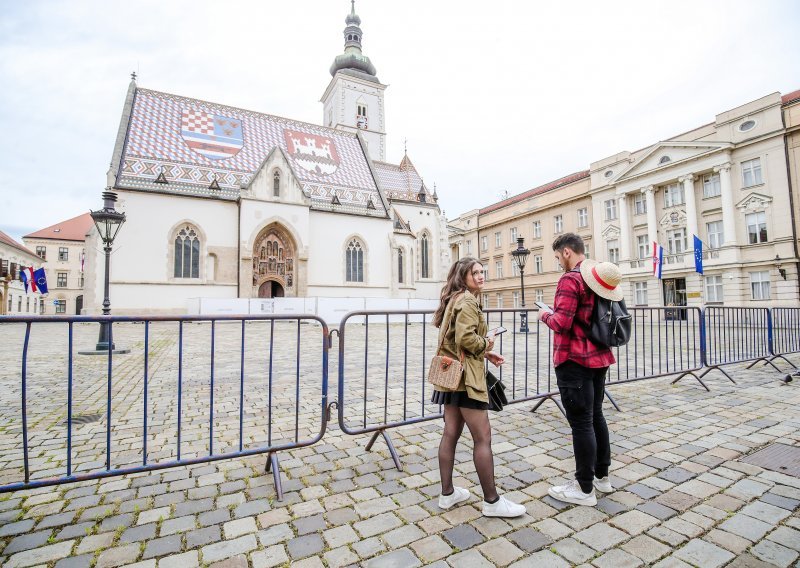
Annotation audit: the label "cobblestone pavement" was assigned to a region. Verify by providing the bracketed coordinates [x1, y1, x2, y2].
[0, 320, 799, 567]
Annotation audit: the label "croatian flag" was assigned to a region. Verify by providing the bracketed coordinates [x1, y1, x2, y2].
[693, 235, 703, 275]
[652, 242, 664, 280]
[20, 266, 36, 293]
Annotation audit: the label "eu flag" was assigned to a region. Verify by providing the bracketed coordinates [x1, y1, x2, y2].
[693, 235, 703, 275]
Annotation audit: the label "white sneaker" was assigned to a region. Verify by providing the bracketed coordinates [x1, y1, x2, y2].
[438, 487, 470, 509]
[548, 479, 597, 506]
[593, 476, 613, 493]
[482, 495, 526, 518]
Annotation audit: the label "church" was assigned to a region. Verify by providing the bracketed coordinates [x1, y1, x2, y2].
[85, 2, 449, 315]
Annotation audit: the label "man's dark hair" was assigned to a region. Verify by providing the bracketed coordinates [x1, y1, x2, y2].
[552, 232, 585, 255]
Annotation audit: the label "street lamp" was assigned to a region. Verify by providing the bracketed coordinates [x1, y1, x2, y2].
[510, 237, 531, 333]
[90, 190, 126, 350]
[774, 255, 787, 280]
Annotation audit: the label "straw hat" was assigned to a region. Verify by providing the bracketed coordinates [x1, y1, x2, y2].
[579, 259, 624, 301]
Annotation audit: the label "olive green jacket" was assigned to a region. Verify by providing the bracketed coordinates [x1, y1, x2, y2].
[434, 292, 489, 402]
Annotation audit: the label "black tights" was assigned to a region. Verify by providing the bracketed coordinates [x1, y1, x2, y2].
[438, 405, 498, 502]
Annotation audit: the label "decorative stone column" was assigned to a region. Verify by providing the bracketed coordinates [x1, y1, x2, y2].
[618, 194, 631, 263]
[715, 162, 737, 246]
[645, 186, 658, 246]
[679, 174, 699, 242]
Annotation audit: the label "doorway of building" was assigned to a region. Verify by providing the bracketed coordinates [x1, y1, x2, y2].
[75, 295, 83, 315]
[258, 281, 285, 298]
[663, 278, 687, 320]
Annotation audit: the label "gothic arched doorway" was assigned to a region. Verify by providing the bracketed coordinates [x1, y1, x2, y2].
[258, 280, 285, 298]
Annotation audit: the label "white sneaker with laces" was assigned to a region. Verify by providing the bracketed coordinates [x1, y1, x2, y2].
[482, 495, 526, 518]
[548, 479, 597, 506]
[438, 487, 470, 509]
[593, 476, 613, 493]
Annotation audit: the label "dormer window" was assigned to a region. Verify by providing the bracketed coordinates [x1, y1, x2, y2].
[356, 104, 368, 129]
[659, 156, 671, 165]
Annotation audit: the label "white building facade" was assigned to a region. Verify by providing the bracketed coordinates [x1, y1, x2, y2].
[85, 3, 448, 315]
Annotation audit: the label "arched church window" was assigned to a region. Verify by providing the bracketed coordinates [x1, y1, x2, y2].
[398, 249, 404, 284]
[346, 239, 364, 282]
[174, 226, 200, 278]
[273, 171, 280, 197]
[267, 242, 272, 256]
[279, 248, 284, 261]
[421, 234, 430, 279]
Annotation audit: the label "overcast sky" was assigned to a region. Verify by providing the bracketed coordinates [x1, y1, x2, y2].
[1, 0, 798, 242]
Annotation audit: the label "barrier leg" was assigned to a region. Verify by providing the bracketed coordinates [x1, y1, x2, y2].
[604, 389, 621, 412]
[529, 395, 566, 418]
[366, 429, 403, 471]
[264, 452, 284, 501]
[672, 370, 711, 392]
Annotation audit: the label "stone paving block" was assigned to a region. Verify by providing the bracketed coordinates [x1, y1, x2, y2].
[223, 516, 257, 539]
[533, 518, 573, 540]
[673, 538, 735, 568]
[409, 535, 452, 562]
[739, 499, 792, 524]
[286, 533, 324, 560]
[609, 509, 660, 535]
[233, 499, 270, 518]
[726, 478, 772, 500]
[759, 492, 800, 511]
[257, 523, 294, 546]
[647, 525, 689, 547]
[366, 547, 422, 568]
[251, 545, 289, 568]
[719, 512, 773, 541]
[445, 548, 495, 567]
[725, 552, 776, 567]
[574, 522, 627, 551]
[323, 546, 360, 568]
[3, 530, 53, 555]
[507, 549, 570, 567]
[383, 524, 426, 549]
[635, 501, 677, 520]
[158, 551, 200, 568]
[352, 535, 387, 559]
[442, 523, 485, 549]
[751, 539, 799, 567]
[593, 548, 644, 568]
[621, 534, 672, 564]
[257, 507, 291, 527]
[76, 532, 115, 554]
[185, 525, 221, 549]
[198, 508, 230, 527]
[353, 512, 403, 538]
[95, 543, 141, 568]
[201, 535, 258, 564]
[136, 507, 171, 526]
[323, 524, 359, 549]
[0, 519, 35, 537]
[54, 553, 96, 568]
[159, 514, 195, 536]
[141, 535, 182, 559]
[655, 489, 701, 512]
[477, 536, 524, 566]
[704, 528, 753, 555]
[766, 525, 800, 552]
[119, 523, 157, 543]
[555, 505, 607, 530]
[292, 513, 326, 535]
[651, 556, 694, 567]
[551, 537, 595, 564]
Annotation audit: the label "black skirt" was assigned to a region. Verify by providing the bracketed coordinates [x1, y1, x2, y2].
[431, 390, 489, 410]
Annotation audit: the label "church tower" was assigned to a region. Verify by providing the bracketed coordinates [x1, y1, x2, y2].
[321, 1, 387, 161]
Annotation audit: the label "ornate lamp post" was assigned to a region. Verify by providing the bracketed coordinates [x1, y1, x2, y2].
[511, 237, 531, 333]
[90, 190, 126, 350]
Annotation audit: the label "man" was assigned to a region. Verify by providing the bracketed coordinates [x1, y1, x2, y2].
[538, 233, 621, 506]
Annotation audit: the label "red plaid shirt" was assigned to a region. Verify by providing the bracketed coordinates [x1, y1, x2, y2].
[541, 262, 615, 368]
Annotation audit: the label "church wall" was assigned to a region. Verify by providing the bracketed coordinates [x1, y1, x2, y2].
[392, 202, 448, 299]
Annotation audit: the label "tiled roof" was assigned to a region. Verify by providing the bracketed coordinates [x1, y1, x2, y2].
[372, 154, 434, 204]
[116, 88, 387, 217]
[0, 229, 37, 257]
[24, 213, 94, 242]
[479, 171, 590, 215]
[782, 89, 800, 105]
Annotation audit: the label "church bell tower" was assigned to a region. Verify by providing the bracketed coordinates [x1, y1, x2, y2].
[321, 1, 387, 161]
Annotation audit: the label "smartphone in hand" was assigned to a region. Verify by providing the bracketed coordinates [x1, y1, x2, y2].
[487, 326, 507, 338]
[534, 301, 553, 314]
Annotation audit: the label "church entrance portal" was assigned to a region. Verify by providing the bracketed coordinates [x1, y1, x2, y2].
[258, 281, 284, 298]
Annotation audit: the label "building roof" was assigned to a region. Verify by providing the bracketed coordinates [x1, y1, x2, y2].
[479, 170, 590, 215]
[782, 89, 800, 105]
[372, 154, 435, 204]
[0, 229, 38, 257]
[24, 213, 94, 242]
[115, 87, 388, 217]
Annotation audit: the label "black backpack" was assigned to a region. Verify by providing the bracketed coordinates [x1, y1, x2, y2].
[571, 268, 632, 348]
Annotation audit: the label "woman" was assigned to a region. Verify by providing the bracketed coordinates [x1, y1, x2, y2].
[431, 257, 526, 518]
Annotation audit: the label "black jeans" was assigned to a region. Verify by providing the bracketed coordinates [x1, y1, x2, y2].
[555, 360, 611, 494]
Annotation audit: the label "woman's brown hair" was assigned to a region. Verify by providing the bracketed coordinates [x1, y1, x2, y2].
[432, 257, 482, 327]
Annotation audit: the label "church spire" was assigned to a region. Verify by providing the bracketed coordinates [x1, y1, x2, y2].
[329, 0, 378, 81]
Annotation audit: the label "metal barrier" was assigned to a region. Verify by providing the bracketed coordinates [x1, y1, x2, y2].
[0, 314, 330, 500]
[768, 308, 800, 372]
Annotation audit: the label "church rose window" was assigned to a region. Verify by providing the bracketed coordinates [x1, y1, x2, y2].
[346, 239, 364, 282]
[174, 226, 200, 278]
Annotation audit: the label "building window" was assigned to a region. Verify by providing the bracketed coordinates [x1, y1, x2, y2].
[397, 249, 404, 284]
[577, 208, 588, 228]
[606, 239, 619, 264]
[421, 234, 430, 278]
[633, 193, 647, 215]
[59, 247, 69, 261]
[637, 235, 649, 259]
[55, 300, 66, 314]
[534, 255, 543, 274]
[466, 240, 472, 255]
[7, 296, 11, 312]
[174, 226, 201, 278]
[703, 173, 721, 198]
[705, 275, 723, 303]
[39, 298, 44, 314]
[481, 236, 488, 251]
[511, 262, 520, 277]
[750, 271, 770, 300]
[659, 155, 671, 165]
[26, 297, 30, 313]
[494, 232, 501, 248]
[482, 293, 489, 307]
[273, 171, 280, 197]
[80, 274, 84, 288]
[746, 211, 768, 244]
[535, 289, 544, 303]
[512, 291, 520, 309]
[604, 199, 617, 221]
[356, 103, 368, 129]
[666, 228, 687, 255]
[554, 215, 563, 234]
[664, 183, 684, 208]
[707, 221, 724, 249]
[634, 281, 648, 306]
[495, 260, 503, 279]
[57, 272, 68, 287]
[510, 227, 518, 242]
[533, 221, 541, 239]
[36, 246, 46, 260]
[496, 294, 503, 309]
[741, 158, 762, 187]
[346, 239, 364, 282]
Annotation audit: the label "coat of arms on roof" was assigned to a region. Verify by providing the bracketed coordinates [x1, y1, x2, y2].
[180, 109, 244, 161]
[283, 129, 340, 176]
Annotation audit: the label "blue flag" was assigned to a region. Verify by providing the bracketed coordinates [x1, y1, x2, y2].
[19, 268, 30, 293]
[693, 235, 703, 275]
[33, 267, 48, 294]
